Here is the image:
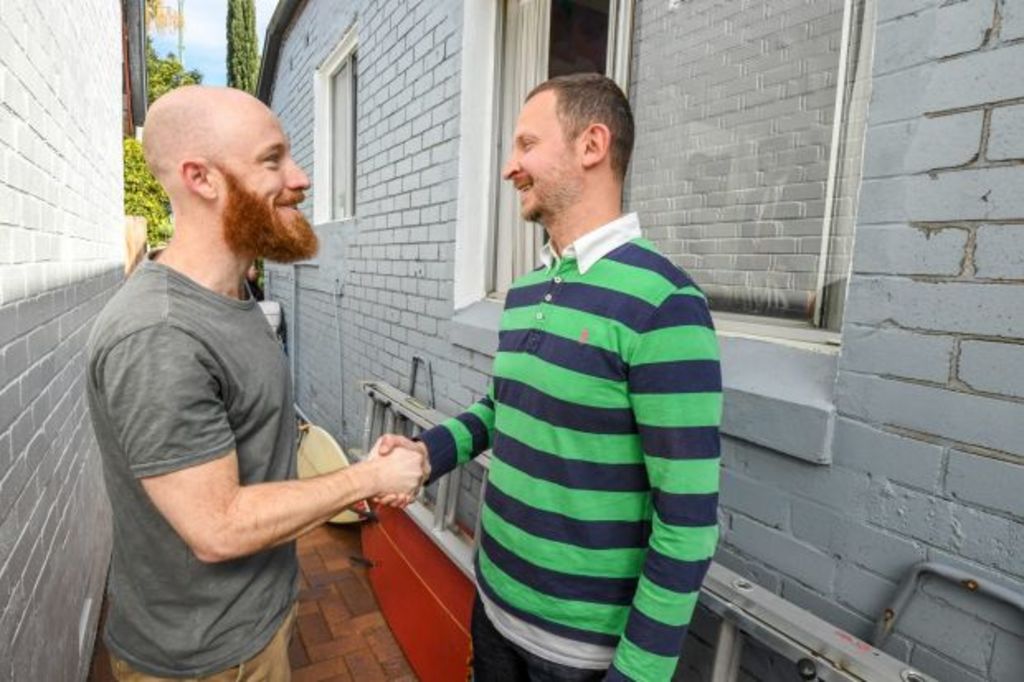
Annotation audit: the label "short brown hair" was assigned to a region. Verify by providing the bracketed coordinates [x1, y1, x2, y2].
[526, 73, 635, 181]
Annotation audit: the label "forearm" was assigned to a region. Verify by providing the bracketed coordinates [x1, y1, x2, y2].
[192, 464, 377, 562]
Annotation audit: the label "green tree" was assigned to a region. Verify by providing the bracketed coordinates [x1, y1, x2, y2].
[147, 37, 202, 104]
[124, 137, 174, 247]
[226, 0, 260, 94]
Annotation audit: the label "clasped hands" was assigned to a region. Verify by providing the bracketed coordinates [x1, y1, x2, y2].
[365, 434, 430, 508]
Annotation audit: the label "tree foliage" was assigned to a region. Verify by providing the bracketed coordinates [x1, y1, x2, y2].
[147, 37, 202, 105]
[227, 0, 260, 94]
[123, 138, 174, 248]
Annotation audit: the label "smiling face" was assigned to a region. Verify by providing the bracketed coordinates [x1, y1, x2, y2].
[218, 107, 318, 262]
[501, 90, 583, 226]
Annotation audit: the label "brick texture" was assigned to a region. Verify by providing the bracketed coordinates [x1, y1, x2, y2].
[264, 1, 1024, 680]
[0, 1, 124, 679]
[829, 2, 1024, 679]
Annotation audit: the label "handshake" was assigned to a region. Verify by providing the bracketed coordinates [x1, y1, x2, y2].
[364, 434, 431, 508]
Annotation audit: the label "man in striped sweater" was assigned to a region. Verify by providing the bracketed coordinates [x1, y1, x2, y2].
[378, 74, 722, 681]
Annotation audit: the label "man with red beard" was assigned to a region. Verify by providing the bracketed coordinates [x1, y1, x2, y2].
[85, 86, 426, 681]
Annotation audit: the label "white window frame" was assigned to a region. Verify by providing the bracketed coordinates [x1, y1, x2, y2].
[313, 27, 358, 224]
[452, 0, 634, 310]
[448, 2, 846, 464]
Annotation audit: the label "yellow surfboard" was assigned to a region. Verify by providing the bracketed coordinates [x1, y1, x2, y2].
[296, 423, 367, 524]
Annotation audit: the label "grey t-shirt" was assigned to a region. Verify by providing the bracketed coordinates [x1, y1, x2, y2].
[86, 259, 299, 677]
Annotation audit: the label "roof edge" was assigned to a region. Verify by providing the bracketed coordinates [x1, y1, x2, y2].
[256, 0, 305, 104]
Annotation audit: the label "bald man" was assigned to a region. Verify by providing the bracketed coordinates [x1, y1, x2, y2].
[86, 86, 426, 680]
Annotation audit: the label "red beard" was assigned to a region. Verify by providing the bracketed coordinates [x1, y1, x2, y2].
[221, 171, 319, 263]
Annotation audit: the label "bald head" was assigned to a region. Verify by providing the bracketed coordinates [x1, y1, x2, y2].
[143, 86, 279, 189]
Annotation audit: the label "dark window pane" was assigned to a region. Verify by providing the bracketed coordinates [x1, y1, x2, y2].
[548, 0, 610, 78]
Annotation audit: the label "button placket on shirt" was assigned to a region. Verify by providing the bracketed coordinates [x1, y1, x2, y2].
[527, 263, 567, 353]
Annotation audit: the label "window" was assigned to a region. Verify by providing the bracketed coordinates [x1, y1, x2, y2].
[314, 28, 358, 223]
[626, 0, 876, 332]
[491, 0, 634, 295]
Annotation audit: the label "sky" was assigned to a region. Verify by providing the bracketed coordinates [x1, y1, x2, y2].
[150, 0, 280, 87]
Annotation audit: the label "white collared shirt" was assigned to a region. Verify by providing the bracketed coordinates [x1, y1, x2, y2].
[538, 212, 642, 274]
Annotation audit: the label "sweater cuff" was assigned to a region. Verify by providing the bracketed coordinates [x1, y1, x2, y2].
[418, 423, 457, 485]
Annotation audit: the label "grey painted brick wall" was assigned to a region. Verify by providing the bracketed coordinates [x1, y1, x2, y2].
[267, 1, 1024, 680]
[710, 2, 1024, 680]
[265, 0, 488, 520]
[0, 1, 124, 679]
[0, 271, 120, 681]
[830, 2, 1024, 678]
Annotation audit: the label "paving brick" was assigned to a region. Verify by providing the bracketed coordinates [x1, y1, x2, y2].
[293, 657, 352, 682]
[319, 595, 353, 627]
[298, 612, 334, 648]
[306, 631, 365, 662]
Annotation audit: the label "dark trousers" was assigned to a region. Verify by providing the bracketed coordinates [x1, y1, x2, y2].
[471, 595, 607, 682]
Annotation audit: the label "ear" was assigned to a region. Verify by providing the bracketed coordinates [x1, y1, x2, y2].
[578, 123, 611, 171]
[179, 158, 220, 201]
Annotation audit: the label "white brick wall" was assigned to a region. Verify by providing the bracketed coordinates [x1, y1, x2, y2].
[0, 1, 124, 678]
[0, 1, 123, 306]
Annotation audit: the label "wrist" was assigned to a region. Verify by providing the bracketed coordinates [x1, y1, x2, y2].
[359, 457, 385, 498]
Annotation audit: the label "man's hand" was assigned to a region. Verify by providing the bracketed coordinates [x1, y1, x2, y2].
[365, 435, 427, 504]
[369, 434, 430, 508]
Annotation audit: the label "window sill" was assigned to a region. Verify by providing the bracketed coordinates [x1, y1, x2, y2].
[717, 331, 837, 465]
[450, 298, 503, 356]
[450, 302, 838, 464]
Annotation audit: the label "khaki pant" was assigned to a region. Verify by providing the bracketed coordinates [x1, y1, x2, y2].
[110, 605, 298, 682]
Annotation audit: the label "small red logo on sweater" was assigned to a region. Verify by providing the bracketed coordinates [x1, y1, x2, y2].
[578, 328, 589, 344]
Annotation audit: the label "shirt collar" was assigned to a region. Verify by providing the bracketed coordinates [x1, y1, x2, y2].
[539, 213, 641, 274]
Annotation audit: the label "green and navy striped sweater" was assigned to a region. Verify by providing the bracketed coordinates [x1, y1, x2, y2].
[420, 238, 722, 681]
